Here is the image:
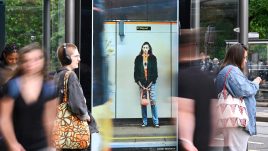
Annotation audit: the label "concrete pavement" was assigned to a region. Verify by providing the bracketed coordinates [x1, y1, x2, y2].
[110, 102, 268, 149]
[256, 101, 268, 122]
[111, 119, 176, 149]
[112, 125, 176, 149]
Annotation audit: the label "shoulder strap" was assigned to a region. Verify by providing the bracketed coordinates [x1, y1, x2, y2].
[63, 71, 72, 103]
[223, 67, 233, 97]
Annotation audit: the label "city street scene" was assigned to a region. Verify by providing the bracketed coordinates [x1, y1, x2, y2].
[0, 0, 268, 151]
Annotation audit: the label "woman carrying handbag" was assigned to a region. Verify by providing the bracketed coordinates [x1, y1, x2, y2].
[215, 43, 262, 151]
[134, 42, 159, 128]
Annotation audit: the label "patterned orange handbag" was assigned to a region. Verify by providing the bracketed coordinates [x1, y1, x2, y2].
[52, 71, 90, 149]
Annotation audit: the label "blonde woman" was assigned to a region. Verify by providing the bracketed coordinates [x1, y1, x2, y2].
[0, 43, 58, 151]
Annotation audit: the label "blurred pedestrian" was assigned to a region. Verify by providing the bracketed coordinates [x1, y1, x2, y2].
[54, 43, 100, 151]
[93, 0, 113, 150]
[211, 58, 220, 75]
[0, 43, 19, 150]
[215, 43, 261, 151]
[199, 52, 212, 72]
[177, 29, 218, 151]
[134, 41, 159, 128]
[0, 43, 19, 97]
[0, 43, 18, 69]
[0, 42, 58, 151]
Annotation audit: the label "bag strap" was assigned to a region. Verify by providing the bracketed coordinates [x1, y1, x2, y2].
[223, 67, 233, 97]
[141, 89, 149, 100]
[63, 71, 72, 103]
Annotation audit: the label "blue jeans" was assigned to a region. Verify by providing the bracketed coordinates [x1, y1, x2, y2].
[140, 83, 159, 125]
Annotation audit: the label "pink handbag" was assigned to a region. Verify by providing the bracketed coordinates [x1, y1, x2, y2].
[217, 67, 249, 128]
[140, 89, 149, 106]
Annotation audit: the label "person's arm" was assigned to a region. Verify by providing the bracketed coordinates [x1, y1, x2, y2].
[134, 56, 138, 82]
[151, 56, 158, 84]
[0, 96, 25, 151]
[68, 73, 91, 122]
[177, 97, 198, 151]
[228, 69, 260, 97]
[138, 81, 146, 90]
[145, 82, 152, 90]
[134, 56, 145, 87]
[43, 97, 59, 147]
[209, 98, 220, 147]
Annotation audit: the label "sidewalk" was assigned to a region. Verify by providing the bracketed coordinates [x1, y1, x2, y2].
[111, 119, 176, 149]
[110, 103, 268, 149]
[256, 101, 268, 122]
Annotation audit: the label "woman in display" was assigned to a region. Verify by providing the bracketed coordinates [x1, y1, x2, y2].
[134, 42, 159, 128]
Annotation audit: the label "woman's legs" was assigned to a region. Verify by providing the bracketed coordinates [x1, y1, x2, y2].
[223, 128, 250, 151]
[150, 102, 159, 126]
[149, 83, 159, 126]
[141, 105, 148, 126]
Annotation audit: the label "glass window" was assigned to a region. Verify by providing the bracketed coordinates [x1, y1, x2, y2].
[248, 42, 268, 100]
[105, 0, 177, 21]
[179, 0, 239, 76]
[50, 0, 65, 71]
[5, 0, 43, 46]
[200, 0, 239, 61]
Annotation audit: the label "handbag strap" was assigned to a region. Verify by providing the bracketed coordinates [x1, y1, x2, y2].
[223, 67, 233, 97]
[141, 89, 149, 99]
[63, 71, 72, 103]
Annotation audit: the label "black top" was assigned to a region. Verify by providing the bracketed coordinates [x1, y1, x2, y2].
[178, 60, 217, 151]
[5, 77, 57, 150]
[134, 54, 158, 87]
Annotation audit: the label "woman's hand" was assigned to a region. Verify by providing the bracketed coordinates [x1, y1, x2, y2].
[87, 116, 91, 123]
[179, 138, 198, 151]
[181, 143, 198, 151]
[8, 142, 26, 151]
[145, 82, 152, 90]
[253, 76, 262, 84]
[138, 81, 146, 90]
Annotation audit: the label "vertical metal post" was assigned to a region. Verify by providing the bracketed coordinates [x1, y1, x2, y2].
[191, 0, 200, 28]
[0, 0, 5, 52]
[43, 0, 50, 59]
[239, 0, 249, 76]
[75, 0, 81, 47]
[190, 0, 200, 56]
[75, 0, 81, 78]
[239, 0, 248, 46]
[65, 0, 75, 43]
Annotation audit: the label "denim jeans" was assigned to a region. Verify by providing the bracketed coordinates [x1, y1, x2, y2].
[140, 83, 159, 125]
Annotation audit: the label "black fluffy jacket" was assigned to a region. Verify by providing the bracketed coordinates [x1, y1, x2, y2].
[134, 54, 158, 87]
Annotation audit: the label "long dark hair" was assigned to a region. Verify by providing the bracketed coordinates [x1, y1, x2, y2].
[221, 43, 248, 71]
[139, 42, 153, 55]
[0, 43, 19, 65]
